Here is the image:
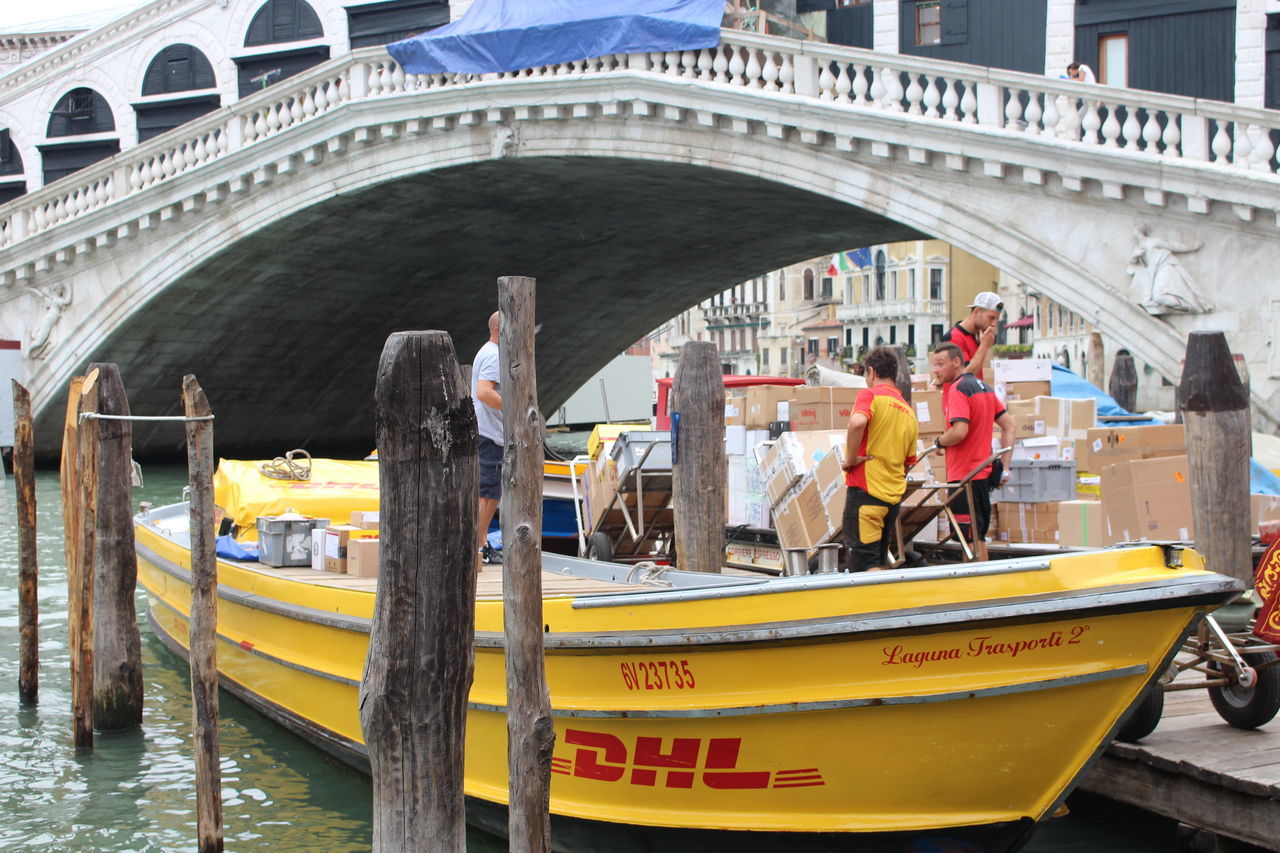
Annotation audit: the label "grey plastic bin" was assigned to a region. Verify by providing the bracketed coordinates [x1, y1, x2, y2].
[610, 431, 673, 481]
[256, 516, 329, 567]
[990, 459, 1077, 503]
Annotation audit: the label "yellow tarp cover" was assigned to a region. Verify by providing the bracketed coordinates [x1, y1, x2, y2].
[214, 458, 379, 535]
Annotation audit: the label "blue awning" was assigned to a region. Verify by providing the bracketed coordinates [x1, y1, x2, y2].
[386, 0, 725, 76]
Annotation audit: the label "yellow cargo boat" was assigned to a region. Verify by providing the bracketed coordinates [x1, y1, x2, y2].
[135, 463, 1239, 852]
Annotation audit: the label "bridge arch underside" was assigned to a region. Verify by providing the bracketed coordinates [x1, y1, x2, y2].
[43, 157, 921, 458]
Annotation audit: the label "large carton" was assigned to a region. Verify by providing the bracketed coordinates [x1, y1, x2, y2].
[347, 536, 380, 578]
[999, 380, 1052, 402]
[724, 391, 746, 427]
[762, 430, 845, 503]
[1252, 494, 1280, 533]
[1058, 500, 1106, 548]
[1083, 424, 1186, 473]
[913, 390, 945, 437]
[1011, 436, 1063, 463]
[1009, 414, 1047, 441]
[789, 387, 860, 431]
[584, 456, 620, 532]
[323, 524, 378, 573]
[994, 501, 1061, 544]
[1033, 396, 1097, 439]
[349, 510, 380, 530]
[1100, 455, 1194, 543]
[992, 358, 1053, 385]
[745, 385, 795, 429]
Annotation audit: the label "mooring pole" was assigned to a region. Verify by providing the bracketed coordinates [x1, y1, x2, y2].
[1178, 332, 1252, 586]
[90, 363, 143, 731]
[13, 380, 38, 704]
[72, 369, 101, 749]
[59, 377, 84, 725]
[889, 344, 913, 402]
[183, 375, 222, 853]
[361, 331, 476, 852]
[498, 277, 554, 853]
[671, 340, 726, 573]
[1109, 351, 1138, 413]
[1086, 332, 1105, 390]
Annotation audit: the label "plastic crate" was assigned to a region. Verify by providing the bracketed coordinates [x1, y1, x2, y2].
[610, 430, 672, 481]
[256, 516, 329, 567]
[990, 459, 1077, 503]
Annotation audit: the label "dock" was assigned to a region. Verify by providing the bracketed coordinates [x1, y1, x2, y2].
[1079, 681, 1280, 851]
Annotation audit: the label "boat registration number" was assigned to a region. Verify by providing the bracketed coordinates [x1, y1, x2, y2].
[620, 659, 696, 691]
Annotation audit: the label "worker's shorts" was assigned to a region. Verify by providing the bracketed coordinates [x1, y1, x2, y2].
[478, 436, 503, 500]
[948, 471, 997, 545]
[842, 487, 901, 572]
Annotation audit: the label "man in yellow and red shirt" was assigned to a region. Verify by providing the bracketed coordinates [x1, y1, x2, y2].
[930, 342, 1014, 562]
[842, 347, 919, 571]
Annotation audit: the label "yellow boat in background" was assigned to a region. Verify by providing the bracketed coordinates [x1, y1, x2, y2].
[135, 460, 1240, 852]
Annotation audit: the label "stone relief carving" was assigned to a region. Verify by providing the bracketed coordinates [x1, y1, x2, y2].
[25, 282, 72, 359]
[1126, 224, 1212, 315]
[490, 124, 517, 159]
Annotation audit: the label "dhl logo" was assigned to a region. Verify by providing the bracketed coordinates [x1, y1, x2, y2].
[551, 729, 824, 789]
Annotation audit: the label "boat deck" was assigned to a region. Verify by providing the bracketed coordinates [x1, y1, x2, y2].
[242, 563, 654, 598]
[1080, 676, 1280, 851]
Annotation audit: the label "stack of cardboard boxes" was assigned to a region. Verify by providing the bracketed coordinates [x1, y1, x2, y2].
[317, 510, 381, 577]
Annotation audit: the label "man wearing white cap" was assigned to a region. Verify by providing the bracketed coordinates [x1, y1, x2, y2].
[941, 291, 1002, 382]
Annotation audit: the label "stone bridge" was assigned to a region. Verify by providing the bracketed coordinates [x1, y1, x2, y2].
[3, 30, 1280, 456]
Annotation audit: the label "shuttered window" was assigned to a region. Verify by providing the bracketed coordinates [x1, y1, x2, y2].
[142, 45, 217, 95]
[0, 129, 22, 176]
[245, 0, 323, 46]
[47, 88, 115, 137]
[346, 0, 449, 49]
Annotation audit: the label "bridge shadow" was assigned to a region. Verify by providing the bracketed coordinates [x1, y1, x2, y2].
[55, 156, 919, 458]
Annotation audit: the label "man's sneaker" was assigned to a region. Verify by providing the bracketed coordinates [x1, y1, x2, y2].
[481, 544, 503, 565]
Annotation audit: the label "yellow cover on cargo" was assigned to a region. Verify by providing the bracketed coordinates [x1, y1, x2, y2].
[214, 458, 379, 536]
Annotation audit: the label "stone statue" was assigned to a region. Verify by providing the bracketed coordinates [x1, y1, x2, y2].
[1126, 224, 1212, 315]
[26, 283, 72, 358]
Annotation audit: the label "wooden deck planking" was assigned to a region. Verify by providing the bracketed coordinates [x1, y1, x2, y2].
[239, 561, 647, 598]
[1079, 676, 1280, 851]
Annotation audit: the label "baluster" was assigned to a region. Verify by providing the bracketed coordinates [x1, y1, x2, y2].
[1141, 111, 1163, 153]
[826, 63, 847, 103]
[777, 52, 794, 94]
[139, 158, 153, 186]
[97, 179, 109, 206]
[1004, 88, 1024, 130]
[697, 48, 714, 80]
[1211, 121, 1232, 163]
[681, 50, 697, 79]
[33, 205, 47, 230]
[379, 62, 395, 91]
[53, 198, 66, 222]
[818, 61, 835, 101]
[1233, 125, 1253, 168]
[884, 68, 904, 111]
[905, 73, 924, 115]
[254, 109, 269, 138]
[728, 47, 746, 85]
[1100, 104, 1121, 147]
[959, 80, 977, 123]
[663, 51, 679, 76]
[761, 52, 778, 91]
[1080, 102, 1101, 144]
[301, 88, 316, 118]
[165, 150, 179, 177]
[366, 63, 382, 95]
[713, 45, 729, 83]
[869, 65, 886, 107]
[183, 142, 197, 169]
[922, 75, 941, 118]
[939, 76, 958, 120]
[1161, 114, 1181, 157]
[313, 84, 329, 113]
[391, 61, 405, 91]
[290, 94, 305, 124]
[745, 48, 762, 88]
[1250, 125, 1275, 173]
[1024, 91, 1042, 134]
[71, 190, 83, 215]
[649, 51, 664, 74]
[1040, 93, 1059, 137]
[1121, 107, 1141, 151]
[129, 164, 143, 191]
[851, 64, 869, 105]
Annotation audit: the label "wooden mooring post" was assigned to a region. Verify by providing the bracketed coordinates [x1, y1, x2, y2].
[361, 331, 477, 852]
[183, 375, 223, 853]
[90, 363, 143, 731]
[1109, 350, 1138, 413]
[672, 341, 726, 573]
[888, 344, 912, 402]
[12, 380, 38, 704]
[498, 277, 554, 852]
[72, 369, 100, 749]
[1177, 331, 1252, 586]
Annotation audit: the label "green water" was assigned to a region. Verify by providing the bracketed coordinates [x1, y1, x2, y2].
[0, 464, 1176, 851]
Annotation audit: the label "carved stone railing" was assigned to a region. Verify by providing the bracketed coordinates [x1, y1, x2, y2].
[837, 298, 948, 321]
[3, 29, 1279, 252]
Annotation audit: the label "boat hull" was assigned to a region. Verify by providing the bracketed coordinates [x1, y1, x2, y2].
[136, 511, 1237, 850]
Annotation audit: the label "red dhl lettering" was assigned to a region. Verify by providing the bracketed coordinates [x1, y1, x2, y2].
[553, 729, 824, 789]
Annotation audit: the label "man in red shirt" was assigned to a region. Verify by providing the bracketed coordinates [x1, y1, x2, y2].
[930, 342, 1014, 562]
[940, 291, 1002, 381]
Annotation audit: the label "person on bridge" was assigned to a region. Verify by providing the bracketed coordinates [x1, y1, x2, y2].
[471, 311, 504, 566]
[929, 342, 1014, 563]
[940, 291, 1001, 382]
[841, 347, 919, 572]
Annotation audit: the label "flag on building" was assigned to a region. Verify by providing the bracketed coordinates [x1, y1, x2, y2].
[826, 248, 873, 275]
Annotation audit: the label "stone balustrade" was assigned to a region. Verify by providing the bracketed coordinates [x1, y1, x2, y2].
[3, 29, 1279, 254]
[837, 298, 948, 321]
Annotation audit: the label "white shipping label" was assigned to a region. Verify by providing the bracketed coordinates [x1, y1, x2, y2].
[915, 401, 931, 422]
[286, 532, 308, 560]
[1179, 527, 1190, 540]
[1092, 438, 1103, 452]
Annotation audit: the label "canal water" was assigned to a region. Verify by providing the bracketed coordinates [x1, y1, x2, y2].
[0, 464, 1176, 851]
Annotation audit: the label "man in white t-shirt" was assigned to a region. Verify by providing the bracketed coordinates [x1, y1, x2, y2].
[471, 311, 503, 564]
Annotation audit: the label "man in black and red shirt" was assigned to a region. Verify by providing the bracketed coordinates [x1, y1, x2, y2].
[940, 291, 1002, 381]
[930, 342, 1014, 562]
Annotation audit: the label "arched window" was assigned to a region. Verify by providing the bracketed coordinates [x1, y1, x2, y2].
[142, 45, 216, 95]
[0, 129, 22, 176]
[47, 88, 115, 137]
[803, 269, 814, 300]
[874, 251, 886, 300]
[245, 0, 323, 46]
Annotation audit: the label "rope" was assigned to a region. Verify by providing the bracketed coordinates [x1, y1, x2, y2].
[625, 561, 673, 587]
[79, 413, 214, 422]
[259, 449, 312, 481]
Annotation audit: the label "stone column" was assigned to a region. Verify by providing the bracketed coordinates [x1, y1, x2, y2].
[873, 0, 900, 54]
[1235, 0, 1266, 107]
[1044, 0, 1076, 78]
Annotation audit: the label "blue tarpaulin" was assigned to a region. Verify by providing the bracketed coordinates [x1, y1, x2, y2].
[1049, 364, 1157, 423]
[216, 534, 258, 561]
[387, 0, 725, 75]
[1252, 459, 1280, 496]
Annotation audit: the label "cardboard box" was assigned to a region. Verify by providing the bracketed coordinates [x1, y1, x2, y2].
[992, 358, 1053, 385]
[1100, 455, 1194, 543]
[822, 479, 846, 537]
[999, 380, 1052, 402]
[1139, 424, 1187, 458]
[795, 477, 831, 545]
[1011, 435, 1062, 462]
[773, 487, 809, 550]
[324, 525, 378, 573]
[1033, 396, 1097, 438]
[745, 385, 796, 429]
[347, 536, 380, 578]
[584, 457, 620, 532]
[1004, 399, 1036, 417]
[725, 424, 748, 456]
[311, 527, 326, 571]
[349, 510, 380, 529]
[789, 387, 860, 431]
[724, 392, 746, 427]
[1253, 494, 1280, 533]
[911, 373, 932, 392]
[1010, 414, 1047, 440]
[913, 390, 945, 436]
[762, 430, 845, 505]
[1058, 500, 1105, 548]
[1083, 424, 1187, 474]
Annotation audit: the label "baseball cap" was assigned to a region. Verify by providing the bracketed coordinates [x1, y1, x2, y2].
[969, 291, 1003, 311]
